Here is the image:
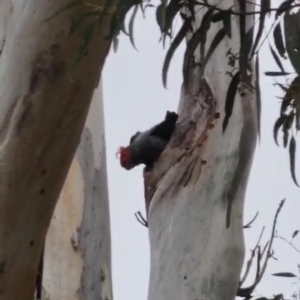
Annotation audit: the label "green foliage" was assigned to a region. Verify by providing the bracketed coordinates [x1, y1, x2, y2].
[272, 272, 298, 278]
[223, 71, 240, 133]
[251, 0, 270, 58]
[46, 0, 300, 189]
[273, 22, 286, 59]
[284, 9, 300, 76]
[269, 44, 285, 72]
[162, 20, 190, 88]
[45, 0, 144, 72]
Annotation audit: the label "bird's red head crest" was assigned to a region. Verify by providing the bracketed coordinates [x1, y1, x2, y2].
[117, 146, 134, 170]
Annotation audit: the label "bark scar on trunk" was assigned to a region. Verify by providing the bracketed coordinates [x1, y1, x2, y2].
[29, 44, 62, 95]
[144, 76, 218, 214]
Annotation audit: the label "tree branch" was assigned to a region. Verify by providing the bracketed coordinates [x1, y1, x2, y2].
[192, 1, 300, 17]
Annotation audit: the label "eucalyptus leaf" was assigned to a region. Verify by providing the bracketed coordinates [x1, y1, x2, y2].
[269, 44, 285, 73]
[284, 9, 300, 76]
[240, 26, 254, 84]
[129, 5, 139, 50]
[289, 136, 300, 186]
[251, 0, 270, 57]
[163, 20, 190, 88]
[164, 0, 181, 37]
[272, 272, 298, 278]
[275, 0, 294, 20]
[156, 3, 166, 33]
[273, 22, 286, 59]
[200, 28, 226, 78]
[223, 11, 232, 38]
[273, 115, 286, 146]
[265, 71, 290, 76]
[292, 230, 299, 239]
[223, 71, 240, 133]
[183, 7, 215, 86]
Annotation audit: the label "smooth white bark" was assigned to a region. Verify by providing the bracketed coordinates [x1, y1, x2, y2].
[0, 0, 114, 299]
[42, 83, 112, 300]
[147, 2, 257, 300]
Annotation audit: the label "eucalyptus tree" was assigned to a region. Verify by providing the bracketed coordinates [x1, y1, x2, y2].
[0, 0, 299, 299]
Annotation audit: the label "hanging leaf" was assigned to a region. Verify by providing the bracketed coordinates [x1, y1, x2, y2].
[156, 3, 166, 33]
[211, 9, 231, 37]
[289, 76, 300, 131]
[107, 0, 140, 40]
[284, 9, 300, 76]
[238, 0, 247, 82]
[272, 272, 297, 278]
[255, 54, 261, 139]
[113, 36, 119, 53]
[277, 82, 288, 92]
[164, 0, 181, 36]
[251, 0, 270, 57]
[274, 115, 286, 146]
[223, 71, 240, 133]
[269, 44, 285, 73]
[265, 71, 290, 76]
[162, 20, 190, 88]
[211, 10, 227, 23]
[265, 0, 271, 15]
[275, 0, 294, 20]
[240, 26, 254, 84]
[223, 11, 232, 38]
[129, 5, 139, 50]
[295, 95, 300, 130]
[200, 28, 226, 78]
[273, 22, 286, 59]
[238, 0, 246, 41]
[183, 7, 215, 86]
[199, 8, 216, 65]
[292, 230, 299, 239]
[283, 129, 289, 147]
[289, 135, 299, 186]
[281, 76, 300, 115]
[283, 112, 294, 147]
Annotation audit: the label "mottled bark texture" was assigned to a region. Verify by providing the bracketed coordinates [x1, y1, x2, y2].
[42, 85, 112, 300]
[145, 2, 257, 300]
[0, 1, 114, 299]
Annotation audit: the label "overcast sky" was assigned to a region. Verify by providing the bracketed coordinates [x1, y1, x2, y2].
[102, 1, 300, 299]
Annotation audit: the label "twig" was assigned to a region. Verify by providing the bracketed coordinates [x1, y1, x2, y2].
[240, 227, 264, 286]
[192, 1, 300, 17]
[244, 211, 259, 228]
[254, 199, 286, 284]
[240, 247, 257, 286]
[237, 199, 286, 298]
[135, 211, 148, 227]
[255, 227, 265, 249]
[275, 235, 300, 254]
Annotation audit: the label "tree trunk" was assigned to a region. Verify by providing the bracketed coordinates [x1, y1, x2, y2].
[41, 83, 112, 300]
[0, 1, 114, 299]
[146, 2, 257, 300]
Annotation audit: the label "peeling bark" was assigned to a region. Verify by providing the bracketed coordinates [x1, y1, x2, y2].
[146, 1, 257, 300]
[0, 0, 114, 299]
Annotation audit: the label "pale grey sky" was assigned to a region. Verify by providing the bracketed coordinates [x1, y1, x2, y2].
[103, 1, 300, 299]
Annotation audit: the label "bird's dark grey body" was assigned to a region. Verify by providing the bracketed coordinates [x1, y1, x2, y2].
[128, 111, 178, 169]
